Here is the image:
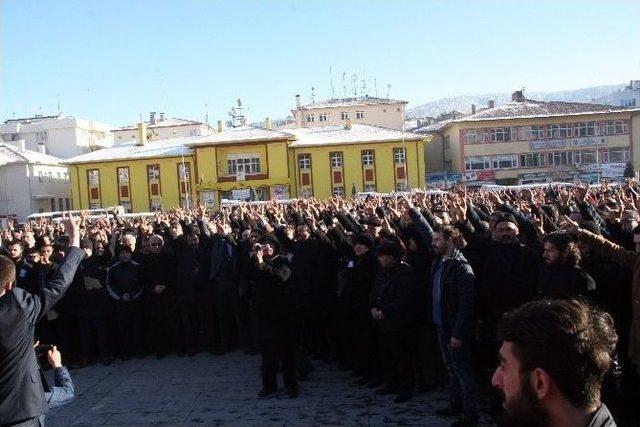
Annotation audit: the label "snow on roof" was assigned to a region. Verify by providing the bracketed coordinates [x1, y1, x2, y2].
[296, 96, 408, 111]
[116, 117, 204, 131]
[456, 98, 640, 122]
[186, 125, 291, 146]
[62, 137, 195, 164]
[287, 124, 424, 148]
[414, 119, 456, 134]
[0, 143, 64, 166]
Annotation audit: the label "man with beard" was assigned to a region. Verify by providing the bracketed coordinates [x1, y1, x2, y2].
[538, 231, 596, 301]
[430, 226, 478, 427]
[141, 234, 176, 358]
[369, 240, 418, 404]
[492, 299, 618, 427]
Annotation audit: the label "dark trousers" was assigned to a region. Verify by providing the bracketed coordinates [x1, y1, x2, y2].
[198, 286, 217, 351]
[378, 330, 414, 393]
[437, 327, 478, 417]
[260, 339, 298, 391]
[115, 302, 142, 358]
[147, 296, 176, 355]
[78, 316, 109, 360]
[179, 301, 199, 353]
[213, 277, 240, 350]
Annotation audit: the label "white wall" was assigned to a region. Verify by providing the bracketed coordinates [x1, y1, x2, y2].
[293, 103, 406, 130]
[0, 163, 71, 221]
[113, 124, 210, 143]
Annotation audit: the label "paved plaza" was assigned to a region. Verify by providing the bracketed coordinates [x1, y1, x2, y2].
[46, 352, 494, 426]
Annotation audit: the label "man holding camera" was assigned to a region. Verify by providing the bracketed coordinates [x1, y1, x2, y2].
[0, 213, 82, 427]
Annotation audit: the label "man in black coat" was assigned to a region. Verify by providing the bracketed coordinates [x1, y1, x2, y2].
[369, 240, 418, 403]
[430, 225, 479, 427]
[252, 236, 299, 398]
[0, 214, 82, 427]
[538, 231, 596, 301]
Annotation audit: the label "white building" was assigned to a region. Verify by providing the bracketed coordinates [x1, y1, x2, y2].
[0, 142, 71, 221]
[288, 95, 408, 130]
[0, 114, 113, 159]
[596, 80, 640, 108]
[112, 112, 212, 143]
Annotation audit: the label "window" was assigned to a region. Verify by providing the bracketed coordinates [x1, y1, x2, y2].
[621, 99, 637, 107]
[547, 124, 572, 138]
[523, 125, 544, 140]
[393, 147, 406, 164]
[50, 198, 56, 211]
[575, 122, 596, 137]
[603, 148, 630, 163]
[464, 156, 491, 171]
[492, 154, 518, 169]
[333, 186, 344, 197]
[227, 157, 260, 175]
[547, 151, 573, 166]
[364, 184, 376, 192]
[490, 128, 509, 142]
[464, 130, 478, 144]
[148, 165, 160, 180]
[330, 152, 343, 168]
[445, 160, 453, 171]
[298, 154, 311, 170]
[341, 112, 349, 120]
[519, 153, 545, 168]
[306, 114, 315, 123]
[36, 131, 48, 142]
[443, 135, 451, 150]
[613, 120, 628, 134]
[356, 111, 364, 119]
[362, 150, 375, 166]
[38, 171, 43, 183]
[319, 113, 327, 122]
[58, 198, 64, 211]
[65, 198, 71, 210]
[579, 150, 597, 165]
[395, 182, 406, 192]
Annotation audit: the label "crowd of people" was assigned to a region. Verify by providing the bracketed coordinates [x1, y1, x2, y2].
[1, 180, 639, 426]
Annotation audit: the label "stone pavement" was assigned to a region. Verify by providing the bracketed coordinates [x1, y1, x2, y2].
[46, 352, 494, 426]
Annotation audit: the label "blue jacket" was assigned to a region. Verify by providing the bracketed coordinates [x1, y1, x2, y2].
[44, 367, 75, 409]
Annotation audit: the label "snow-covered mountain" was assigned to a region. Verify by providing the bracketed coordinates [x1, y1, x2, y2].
[407, 84, 626, 118]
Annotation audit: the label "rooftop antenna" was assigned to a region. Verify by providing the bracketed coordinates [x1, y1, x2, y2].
[386, 84, 392, 99]
[205, 103, 209, 127]
[374, 78, 378, 97]
[352, 74, 358, 97]
[311, 86, 316, 104]
[342, 72, 347, 98]
[56, 93, 61, 113]
[329, 65, 335, 99]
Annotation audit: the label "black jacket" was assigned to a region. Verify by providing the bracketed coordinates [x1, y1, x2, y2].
[71, 255, 111, 318]
[538, 263, 596, 301]
[0, 247, 83, 424]
[369, 261, 418, 333]
[432, 248, 476, 340]
[106, 260, 142, 302]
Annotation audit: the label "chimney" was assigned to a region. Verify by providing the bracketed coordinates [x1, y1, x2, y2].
[149, 112, 156, 125]
[511, 91, 524, 102]
[488, 100, 495, 109]
[38, 144, 46, 154]
[264, 117, 272, 130]
[471, 104, 476, 115]
[137, 122, 147, 146]
[295, 94, 301, 109]
[16, 139, 26, 151]
[217, 120, 223, 133]
[344, 119, 352, 130]
[159, 112, 165, 122]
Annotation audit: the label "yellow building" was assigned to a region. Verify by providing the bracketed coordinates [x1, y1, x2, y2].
[64, 122, 427, 211]
[421, 91, 640, 185]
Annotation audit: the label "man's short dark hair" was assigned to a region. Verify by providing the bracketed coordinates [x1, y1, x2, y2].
[434, 225, 465, 248]
[0, 255, 16, 285]
[8, 240, 23, 249]
[497, 299, 617, 408]
[542, 231, 581, 266]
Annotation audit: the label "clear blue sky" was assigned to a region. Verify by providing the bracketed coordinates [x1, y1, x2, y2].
[2, 0, 639, 126]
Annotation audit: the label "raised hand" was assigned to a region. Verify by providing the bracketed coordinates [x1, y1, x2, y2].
[60, 212, 81, 248]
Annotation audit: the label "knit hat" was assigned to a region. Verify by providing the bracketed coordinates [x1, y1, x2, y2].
[354, 233, 375, 250]
[376, 241, 403, 259]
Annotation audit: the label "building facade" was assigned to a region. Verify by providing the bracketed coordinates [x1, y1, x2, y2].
[425, 91, 640, 185]
[112, 112, 212, 143]
[0, 114, 113, 159]
[596, 80, 640, 108]
[0, 142, 71, 221]
[65, 122, 426, 211]
[290, 95, 408, 130]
